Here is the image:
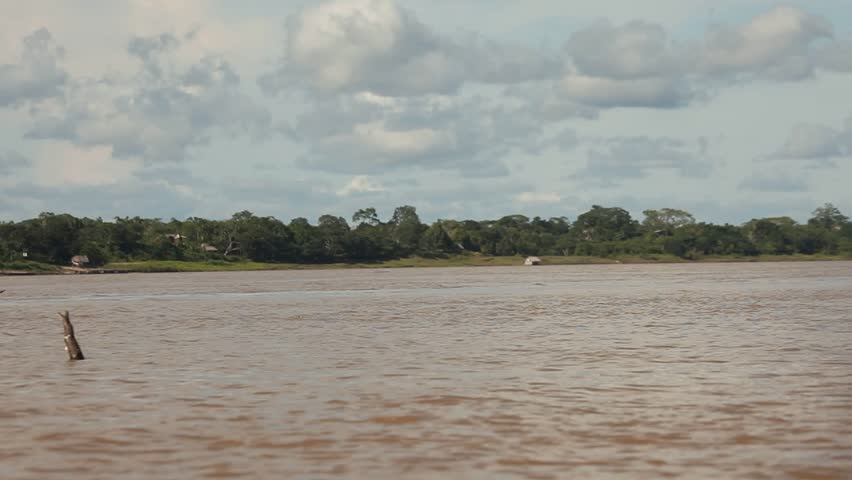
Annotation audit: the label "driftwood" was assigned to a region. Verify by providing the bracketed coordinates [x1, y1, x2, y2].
[58, 311, 85, 360]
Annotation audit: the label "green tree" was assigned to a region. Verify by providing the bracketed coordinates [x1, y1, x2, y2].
[352, 207, 381, 226]
[808, 203, 849, 230]
[112, 217, 147, 259]
[289, 217, 326, 261]
[390, 205, 425, 255]
[573, 206, 639, 243]
[642, 208, 696, 234]
[742, 217, 796, 255]
[497, 214, 530, 229]
[317, 215, 350, 260]
[228, 212, 294, 262]
[3, 201, 849, 267]
[78, 242, 109, 266]
[793, 226, 831, 254]
[419, 223, 458, 257]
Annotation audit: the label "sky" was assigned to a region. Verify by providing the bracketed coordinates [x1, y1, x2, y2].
[1, 0, 851, 225]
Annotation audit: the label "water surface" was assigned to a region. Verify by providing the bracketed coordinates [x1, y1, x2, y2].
[2, 262, 851, 479]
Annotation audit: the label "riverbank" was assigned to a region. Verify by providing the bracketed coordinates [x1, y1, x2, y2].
[103, 254, 852, 272]
[3, 253, 850, 275]
[0, 260, 64, 275]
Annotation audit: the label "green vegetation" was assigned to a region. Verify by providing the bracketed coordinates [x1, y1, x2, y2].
[100, 253, 849, 273]
[104, 260, 287, 273]
[105, 255, 624, 272]
[1, 203, 851, 273]
[0, 259, 61, 274]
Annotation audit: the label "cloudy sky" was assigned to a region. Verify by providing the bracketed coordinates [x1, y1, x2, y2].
[1, 0, 851, 225]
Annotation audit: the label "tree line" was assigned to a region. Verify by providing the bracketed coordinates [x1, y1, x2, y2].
[1, 204, 850, 267]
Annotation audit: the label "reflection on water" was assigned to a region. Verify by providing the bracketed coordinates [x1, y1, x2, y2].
[2, 262, 851, 479]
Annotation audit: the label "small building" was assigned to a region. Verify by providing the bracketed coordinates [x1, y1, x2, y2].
[524, 256, 542, 266]
[200, 243, 219, 253]
[71, 255, 90, 267]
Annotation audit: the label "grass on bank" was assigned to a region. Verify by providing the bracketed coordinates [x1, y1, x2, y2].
[106, 255, 656, 272]
[3, 253, 848, 275]
[0, 260, 61, 274]
[103, 253, 851, 273]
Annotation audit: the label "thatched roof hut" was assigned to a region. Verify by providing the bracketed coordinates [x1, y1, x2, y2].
[524, 256, 542, 266]
[71, 255, 90, 267]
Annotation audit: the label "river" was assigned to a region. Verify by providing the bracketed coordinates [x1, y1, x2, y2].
[1, 262, 851, 479]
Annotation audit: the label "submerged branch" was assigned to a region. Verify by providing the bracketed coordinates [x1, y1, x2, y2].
[58, 311, 85, 360]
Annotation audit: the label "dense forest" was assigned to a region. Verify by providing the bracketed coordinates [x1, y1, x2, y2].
[1, 204, 851, 267]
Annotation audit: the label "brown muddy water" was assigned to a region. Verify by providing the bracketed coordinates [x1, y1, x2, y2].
[1, 262, 851, 479]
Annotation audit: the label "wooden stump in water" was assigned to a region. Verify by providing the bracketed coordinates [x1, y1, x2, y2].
[58, 311, 85, 360]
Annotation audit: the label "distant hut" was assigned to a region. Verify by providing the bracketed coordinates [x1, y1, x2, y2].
[71, 255, 90, 267]
[524, 256, 542, 266]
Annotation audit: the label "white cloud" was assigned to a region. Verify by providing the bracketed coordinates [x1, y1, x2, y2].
[816, 40, 852, 73]
[515, 192, 561, 204]
[560, 74, 691, 109]
[353, 91, 402, 108]
[565, 20, 683, 79]
[0, 28, 67, 107]
[769, 116, 852, 164]
[698, 6, 833, 80]
[289, 0, 446, 93]
[739, 172, 808, 192]
[556, 17, 698, 109]
[307, 116, 461, 170]
[346, 122, 451, 157]
[552, 6, 841, 111]
[776, 123, 845, 159]
[542, 128, 579, 152]
[293, 93, 530, 177]
[32, 143, 139, 187]
[0, 150, 31, 174]
[4, 178, 205, 220]
[337, 175, 386, 196]
[24, 32, 270, 163]
[259, 0, 557, 97]
[574, 136, 713, 184]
